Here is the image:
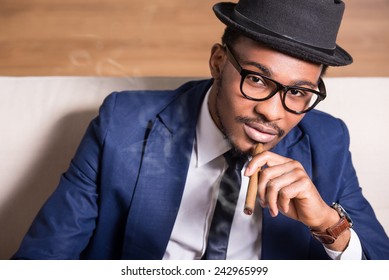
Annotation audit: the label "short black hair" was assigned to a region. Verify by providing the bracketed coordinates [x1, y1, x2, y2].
[221, 26, 242, 47]
[221, 27, 328, 76]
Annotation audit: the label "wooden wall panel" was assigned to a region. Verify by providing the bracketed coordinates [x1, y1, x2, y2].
[0, 0, 388, 77]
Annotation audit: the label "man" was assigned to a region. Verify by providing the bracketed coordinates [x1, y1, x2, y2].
[13, 0, 389, 259]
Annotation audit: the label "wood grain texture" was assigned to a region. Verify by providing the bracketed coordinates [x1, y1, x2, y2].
[1, 0, 388, 77]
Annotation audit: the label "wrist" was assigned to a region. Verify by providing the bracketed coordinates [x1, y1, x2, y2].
[310, 203, 353, 246]
[309, 207, 340, 232]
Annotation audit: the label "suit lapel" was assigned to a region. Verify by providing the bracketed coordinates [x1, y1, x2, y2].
[272, 125, 313, 178]
[121, 80, 211, 259]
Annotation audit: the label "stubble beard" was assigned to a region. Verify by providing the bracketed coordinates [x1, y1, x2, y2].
[214, 77, 250, 157]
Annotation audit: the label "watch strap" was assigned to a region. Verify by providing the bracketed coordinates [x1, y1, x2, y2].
[310, 216, 351, 244]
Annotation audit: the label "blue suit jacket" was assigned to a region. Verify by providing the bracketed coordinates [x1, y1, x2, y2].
[13, 79, 389, 260]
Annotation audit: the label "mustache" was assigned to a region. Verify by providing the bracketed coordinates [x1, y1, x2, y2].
[235, 116, 285, 138]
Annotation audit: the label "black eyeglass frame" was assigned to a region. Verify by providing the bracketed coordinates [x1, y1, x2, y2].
[224, 45, 327, 115]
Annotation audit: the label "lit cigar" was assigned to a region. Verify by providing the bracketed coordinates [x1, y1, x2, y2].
[244, 143, 264, 215]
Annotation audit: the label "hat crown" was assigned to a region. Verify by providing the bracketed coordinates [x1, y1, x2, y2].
[234, 0, 345, 50]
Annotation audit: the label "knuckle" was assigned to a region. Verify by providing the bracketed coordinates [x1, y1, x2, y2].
[278, 187, 293, 202]
[290, 160, 303, 169]
[260, 168, 271, 180]
[300, 176, 312, 186]
[266, 179, 278, 190]
[278, 187, 289, 197]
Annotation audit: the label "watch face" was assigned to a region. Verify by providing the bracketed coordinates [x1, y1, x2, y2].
[332, 203, 353, 227]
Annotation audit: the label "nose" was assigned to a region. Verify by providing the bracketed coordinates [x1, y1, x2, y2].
[253, 92, 285, 121]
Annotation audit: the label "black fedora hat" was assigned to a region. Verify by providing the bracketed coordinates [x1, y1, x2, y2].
[213, 0, 353, 66]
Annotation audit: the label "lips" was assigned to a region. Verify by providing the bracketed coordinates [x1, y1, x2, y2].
[243, 122, 279, 144]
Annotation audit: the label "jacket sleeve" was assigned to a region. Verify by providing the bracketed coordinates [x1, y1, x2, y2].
[12, 93, 119, 259]
[336, 120, 389, 259]
[309, 116, 389, 260]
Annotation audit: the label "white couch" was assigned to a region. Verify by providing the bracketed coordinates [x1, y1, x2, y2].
[0, 76, 388, 259]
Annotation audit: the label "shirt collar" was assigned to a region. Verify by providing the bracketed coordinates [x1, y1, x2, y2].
[196, 87, 231, 167]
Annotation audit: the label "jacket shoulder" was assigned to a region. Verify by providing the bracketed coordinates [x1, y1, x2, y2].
[99, 79, 211, 119]
[299, 109, 349, 144]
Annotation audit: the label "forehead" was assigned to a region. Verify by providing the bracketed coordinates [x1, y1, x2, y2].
[230, 37, 323, 82]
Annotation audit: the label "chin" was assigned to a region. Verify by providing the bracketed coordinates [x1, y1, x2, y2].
[226, 133, 256, 156]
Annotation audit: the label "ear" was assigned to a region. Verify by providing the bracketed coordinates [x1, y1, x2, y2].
[209, 43, 226, 80]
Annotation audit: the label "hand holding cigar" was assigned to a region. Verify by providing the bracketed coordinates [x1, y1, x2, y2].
[244, 143, 264, 215]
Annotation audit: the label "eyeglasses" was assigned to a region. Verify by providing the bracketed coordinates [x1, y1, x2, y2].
[225, 45, 326, 114]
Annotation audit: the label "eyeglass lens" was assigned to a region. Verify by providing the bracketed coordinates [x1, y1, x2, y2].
[242, 72, 321, 113]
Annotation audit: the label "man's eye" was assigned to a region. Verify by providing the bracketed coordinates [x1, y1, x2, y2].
[247, 75, 265, 86]
[289, 89, 306, 97]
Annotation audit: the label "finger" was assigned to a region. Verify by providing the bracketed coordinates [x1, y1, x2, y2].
[257, 160, 296, 208]
[263, 163, 307, 217]
[277, 173, 312, 204]
[265, 175, 298, 217]
[244, 151, 292, 177]
[244, 151, 269, 177]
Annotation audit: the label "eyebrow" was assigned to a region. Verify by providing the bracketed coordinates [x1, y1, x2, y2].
[242, 60, 318, 89]
[242, 60, 272, 77]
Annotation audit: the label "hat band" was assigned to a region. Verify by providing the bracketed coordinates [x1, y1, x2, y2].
[232, 9, 335, 56]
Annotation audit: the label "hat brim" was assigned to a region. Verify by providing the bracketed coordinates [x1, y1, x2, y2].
[214, 2, 353, 66]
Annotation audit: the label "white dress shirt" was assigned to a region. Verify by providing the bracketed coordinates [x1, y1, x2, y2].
[163, 88, 362, 260]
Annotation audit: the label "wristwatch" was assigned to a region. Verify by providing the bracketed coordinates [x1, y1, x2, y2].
[310, 203, 353, 244]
